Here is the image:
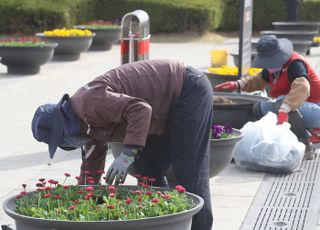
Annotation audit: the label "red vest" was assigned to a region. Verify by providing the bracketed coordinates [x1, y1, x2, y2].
[268, 52, 320, 103]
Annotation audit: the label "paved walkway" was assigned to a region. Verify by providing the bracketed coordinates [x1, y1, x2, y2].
[0, 37, 319, 230]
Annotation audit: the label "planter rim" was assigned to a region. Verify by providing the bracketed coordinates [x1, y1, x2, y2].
[73, 25, 121, 31]
[272, 21, 320, 26]
[213, 92, 269, 108]
[261, 30, 318, 35]
[0, 42, 58, 49]
[3, 185, 204, 225]
[252, 40, 312, 45]
[35, 33, 96, 38]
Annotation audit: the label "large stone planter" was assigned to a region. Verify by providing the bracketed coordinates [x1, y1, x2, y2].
[272, 21, 320, 32]
[260, 30, 318, 42]
[229, 52, 256, 67]
[0, 43, 57, 75]
[36, 33, 94, 61]
[110, 128, 243, 179]
[213, 92, 269, 129]
[3, 186, 203, 230]
[74, 26, 120, 51]
[201, 68, 239, 91]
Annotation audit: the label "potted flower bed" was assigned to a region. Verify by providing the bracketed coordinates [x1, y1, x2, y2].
[3, 174, 203, 230]
[110, 123, 243, 179]
[0, 36, 57, 75]
[36, 28, 95, 61]
[209, 124, 243, 177]
[202, 66, 262, 90]
[74, 20, 120, 51]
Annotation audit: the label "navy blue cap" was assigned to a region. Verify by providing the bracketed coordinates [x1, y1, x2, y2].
[31, 94, 69, 158]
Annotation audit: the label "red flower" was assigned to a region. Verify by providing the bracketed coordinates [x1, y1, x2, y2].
[55, 195, 61, 199]
[36, 183, 43, 187]
[69, 205, 76, 210]
[156, 191, 162, 195]
[48, 179, 59, 185]
[175, 185, 186, 193]
[36, 188, 43, 191]
[75, 176, 81, 180]
[63, 185, 70, 189]
[134, 190, 142, 195]
[145, 191, 152, 195]
[43, 193, 52, 198]
[141, 176, 148, 181]
[16, 194, 22, 199]
[83, 171, 90, 175]
[109, 193, 116, 198]
[151, 198, 160, 203]
[88, 179, 95, 185]
[20, 191, 28, 195]
[162, 194, 171, 200]
[107, 185, 116, 191]
[137, 197, 142, 202]
[85, 186, 94, 192]
[64, 173, 71, 177]
[106, 205, 115, 209]
[44, 186, 51, 191]
[38, 178, 46, 182]
[148, 178, 156, 183]
[97, 169, 105, 174]
[78, 189, 84, 194]
[125, 199, 132, 204]
[138, 205, 143, 209]
[133, 174, 142, 179]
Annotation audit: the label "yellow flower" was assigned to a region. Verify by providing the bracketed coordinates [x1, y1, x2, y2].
[43, 28, 92, 37]
[313, 36, 320, 43]
[208, 66, 262, 76]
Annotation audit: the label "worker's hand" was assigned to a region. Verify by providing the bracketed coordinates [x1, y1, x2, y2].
[214, 81, 239, 91]
[105, 149, 135, 185]
[277, 111, 289, 125]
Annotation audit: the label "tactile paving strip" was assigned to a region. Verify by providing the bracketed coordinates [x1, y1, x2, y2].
[240, 155, 320, 230]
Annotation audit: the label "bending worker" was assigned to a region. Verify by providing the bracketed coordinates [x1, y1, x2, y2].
[215, 35, 320, 159]
[31, 59, 213, 230]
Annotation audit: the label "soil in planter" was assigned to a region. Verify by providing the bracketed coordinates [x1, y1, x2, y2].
[213, 97, 235, 104]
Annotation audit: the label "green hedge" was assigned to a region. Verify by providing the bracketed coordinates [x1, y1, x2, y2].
[0, 0, 319, 35]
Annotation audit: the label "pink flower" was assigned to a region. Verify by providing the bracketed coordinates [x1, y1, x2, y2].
[38, 178, 45, 182]
[69, 205, 76, 210]
[107, 185, 116, 191]
[44, 186, 51, 191]
[83, 171, 90, 175]
[64, 173, 71, 177]
[106, 205, 115, 209]
[48, 179, 59, 185]
[97, 169, 105, 174]
[55, 195, 61, 199]
[63, 185, 70, 189]
[109, 193, 116, 198]
[125, 199, 132, 204]
[20, 191, 28, 195]
[36, 188, 43, 191]
[148, 178, 156, 183]
[134, 190, 142, 195]
[141, 176, 148, 181]
[156, 191, 162, 195]
[175, 185, 186, 193]
[133, 174, 142, 179]
[88, 179, 95, 185]
[151, 198, 160, 203]
[145, 191, 152, 195]
[162, 194, 171, 200]
[85, 186, 94, 192]
[75, 176, 81, 180]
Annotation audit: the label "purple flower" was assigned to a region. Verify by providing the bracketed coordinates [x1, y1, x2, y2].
[211, 124, 233, 139]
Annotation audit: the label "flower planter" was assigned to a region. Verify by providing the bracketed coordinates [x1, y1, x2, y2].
[272, 21, 320, 32]
[0, 43, 57, 75]
[209, 127, 243, 177]
[229, 52, 256, 67]
[3, 185, 203, 230]
[110, 127, 243, 179]
[74, 26, 120, 51]
[201, 68, 239, 91]
[260, 30, 318, 42]
[213, 92, 269, 129]
[36, 33, 94, 61]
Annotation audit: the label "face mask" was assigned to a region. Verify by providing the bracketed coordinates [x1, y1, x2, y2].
[59, 135, 91, 150]
[267, 66, 282, 73]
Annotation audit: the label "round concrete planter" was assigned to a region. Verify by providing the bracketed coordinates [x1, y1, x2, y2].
[36, 33, 94, 61]
[272, 21, 320, 32]
[210, 127, 243, 177]
[3, 186, 203, 230]
[229, 52, 256, 67]
[110, 128, 243, 179]
[74, 26, 120, 51]
[260, 30, 318, 42]
[213, 92, 269, 129]
[0, 43, 57, 75]
[252, 40, 312, 55]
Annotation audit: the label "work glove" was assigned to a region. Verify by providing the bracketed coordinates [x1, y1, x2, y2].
[277, 111, 289, 125]
[105, 148, 136, 185]
[214, 81, 239, 91]
[277, 103, 291, 125]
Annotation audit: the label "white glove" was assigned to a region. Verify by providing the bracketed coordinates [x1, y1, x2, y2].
[105, 150, 135, 185]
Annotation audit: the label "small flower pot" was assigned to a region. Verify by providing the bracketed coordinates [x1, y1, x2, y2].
[3, 185, 203, 230]
[0, 43, 57, 75]
[210, 127, 243, 177]
[74, 26, 120, 51]
[36, 33, 94, 61]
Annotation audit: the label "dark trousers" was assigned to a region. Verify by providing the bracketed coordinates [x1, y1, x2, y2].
[134, 66, 214, 230]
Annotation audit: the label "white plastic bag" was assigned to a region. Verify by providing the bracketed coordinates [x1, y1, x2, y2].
[234, 112, 305, 173]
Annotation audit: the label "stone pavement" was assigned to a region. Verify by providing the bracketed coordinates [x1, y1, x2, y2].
[0, 37, 319, 230]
